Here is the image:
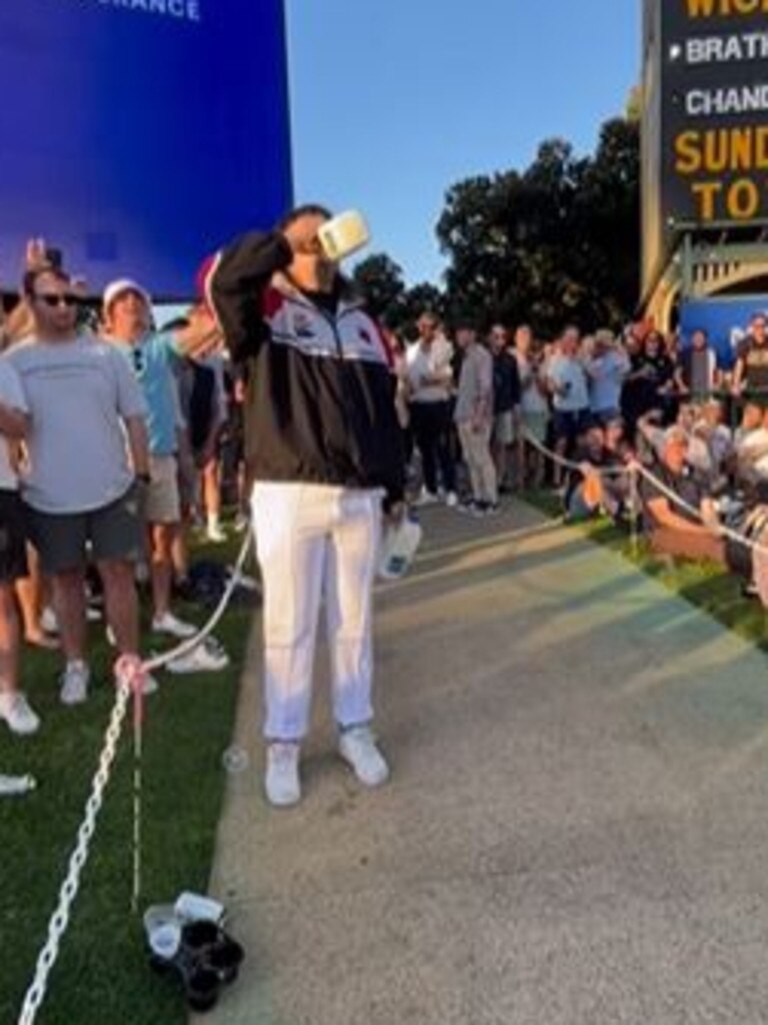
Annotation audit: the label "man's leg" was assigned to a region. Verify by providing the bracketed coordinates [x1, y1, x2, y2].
[476, 424, 498, 505]
[434, 400, 457, 495]
[150, 521, 175, 620]
[202, 455, 224, 540]
[253, 484, 328, 742]
[325, 489, 388, 786]
[458, 422, 483, 503]
[52, 569, 88, 663]
[0, 495, 40, 732]
[410, 403, 438, 495]
[97, 559, 140, 656]
[14, 545, 57, 648]
[252, 483, 329, 806]
[0, 583, 20, 696]
[144, 456, 193, 635]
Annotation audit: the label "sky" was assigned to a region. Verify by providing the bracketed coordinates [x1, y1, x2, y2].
[285, 0, 640, 287]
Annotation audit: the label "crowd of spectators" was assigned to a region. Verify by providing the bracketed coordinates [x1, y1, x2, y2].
[392, 308, 768, 599]
[0, 242, 248, 739]
[4, 231, 768, 746]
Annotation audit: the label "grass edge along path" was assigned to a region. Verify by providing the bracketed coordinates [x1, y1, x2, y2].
[0, 534, 255, 1025]
[523, 489, 768, 652]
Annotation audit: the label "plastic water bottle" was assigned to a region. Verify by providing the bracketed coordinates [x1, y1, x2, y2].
[221, 745, 249, 774]
[378, 513, 422, 580]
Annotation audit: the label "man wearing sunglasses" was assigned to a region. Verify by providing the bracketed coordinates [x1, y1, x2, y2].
[4, 266, 152, 705]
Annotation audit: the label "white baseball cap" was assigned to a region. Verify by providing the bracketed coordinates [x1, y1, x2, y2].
[102, 278, 152, 313]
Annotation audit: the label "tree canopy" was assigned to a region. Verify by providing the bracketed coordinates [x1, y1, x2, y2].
[353, 115, 640, 339]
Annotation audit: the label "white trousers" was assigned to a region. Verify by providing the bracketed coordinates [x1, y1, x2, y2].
[251, 482, 382, 741]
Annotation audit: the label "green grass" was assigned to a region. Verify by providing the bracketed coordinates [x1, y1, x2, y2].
[524, 489, 768, 651]
[0, 531, 256, 1025]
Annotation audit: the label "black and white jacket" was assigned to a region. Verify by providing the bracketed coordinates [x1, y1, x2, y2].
[202, 232, 404, 506]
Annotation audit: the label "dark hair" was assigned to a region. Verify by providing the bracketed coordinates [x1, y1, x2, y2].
[277, 203, 332, 231]
[22, 266, 71, 299]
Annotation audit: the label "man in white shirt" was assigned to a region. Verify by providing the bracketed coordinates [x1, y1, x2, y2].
[7, 267, 152, 706]
[405, 312, 457, 506]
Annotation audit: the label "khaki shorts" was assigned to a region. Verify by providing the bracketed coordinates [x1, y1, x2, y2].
[146, 455, 181, 524]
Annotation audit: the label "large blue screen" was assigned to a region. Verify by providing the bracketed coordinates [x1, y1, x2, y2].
[0, 0, 293, 298]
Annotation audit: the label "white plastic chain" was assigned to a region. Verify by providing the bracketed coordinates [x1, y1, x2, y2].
[16, 531, 254, 1025]
[522, 429, 768, 558]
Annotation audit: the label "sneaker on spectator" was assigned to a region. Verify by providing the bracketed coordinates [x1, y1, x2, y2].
[0, 691, 41, 735]
[60, 661, 90, 706]
[485, 502, 501, 517]
[165, 639, 229, 674]
[265, 742, 301, 807]
[151, 611, 197, 639]
[40, 606, 59, 635]
[414, 487, 439, 507]
[444, 491, 458, 508]
[338, 725, 390, 787]
[86, 605, 102, 623]
[206, 523, 227, 544]
[457, 499, 478, 515]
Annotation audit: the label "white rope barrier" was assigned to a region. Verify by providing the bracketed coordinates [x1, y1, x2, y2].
[16, 531, 254, 1025]
[522, 429, 632, 478]
[521, 429, 768, 558]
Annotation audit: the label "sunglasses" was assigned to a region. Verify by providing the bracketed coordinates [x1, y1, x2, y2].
[35, 293, 81, 308]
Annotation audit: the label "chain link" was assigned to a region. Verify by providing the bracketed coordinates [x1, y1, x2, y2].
[16, 531, 254, 1025]
[17, 679, 131, 1025]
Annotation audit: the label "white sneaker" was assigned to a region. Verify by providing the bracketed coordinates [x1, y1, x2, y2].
[338, 726, 390, 788]
[265, 742, 301, 807]
[415, 487, 438, 507]
[0, 692, 41, 735]
[86, 605, 102, 622]
[206, 524, 227, 543]
[60, 661, 90, 706]
[151, 612, 197, 639]
[233, 513, 249, 533]
[445, 491, 458, 508]
[40, 606, 59, 635]
[165, 639, 229, 674]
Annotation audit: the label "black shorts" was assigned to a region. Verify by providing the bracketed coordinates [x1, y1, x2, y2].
[553, 409, 591, 446]
[25, 484, 145, 575]
[0, 489, 28, 583]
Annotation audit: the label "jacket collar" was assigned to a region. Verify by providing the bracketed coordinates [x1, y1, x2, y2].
[271, 271, 364, 318]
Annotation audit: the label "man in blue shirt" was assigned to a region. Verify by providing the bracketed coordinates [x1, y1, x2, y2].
[585, 330, 630, 424]
[103, 280, 218, 649]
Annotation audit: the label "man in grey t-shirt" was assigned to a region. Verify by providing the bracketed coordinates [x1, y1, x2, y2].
[454, 323, 497, 515]
[6, 266, 151, 706]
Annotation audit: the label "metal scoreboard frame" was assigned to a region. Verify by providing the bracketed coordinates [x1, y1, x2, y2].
[641, 0, 768, 318]
[0, 0, 293, 299]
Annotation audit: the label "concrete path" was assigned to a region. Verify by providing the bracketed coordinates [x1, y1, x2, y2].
[196, 500, 768, 1025]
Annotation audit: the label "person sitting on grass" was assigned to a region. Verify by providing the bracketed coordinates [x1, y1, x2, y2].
[640, 427, 725, 565]
[563, 423, 616, 523]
